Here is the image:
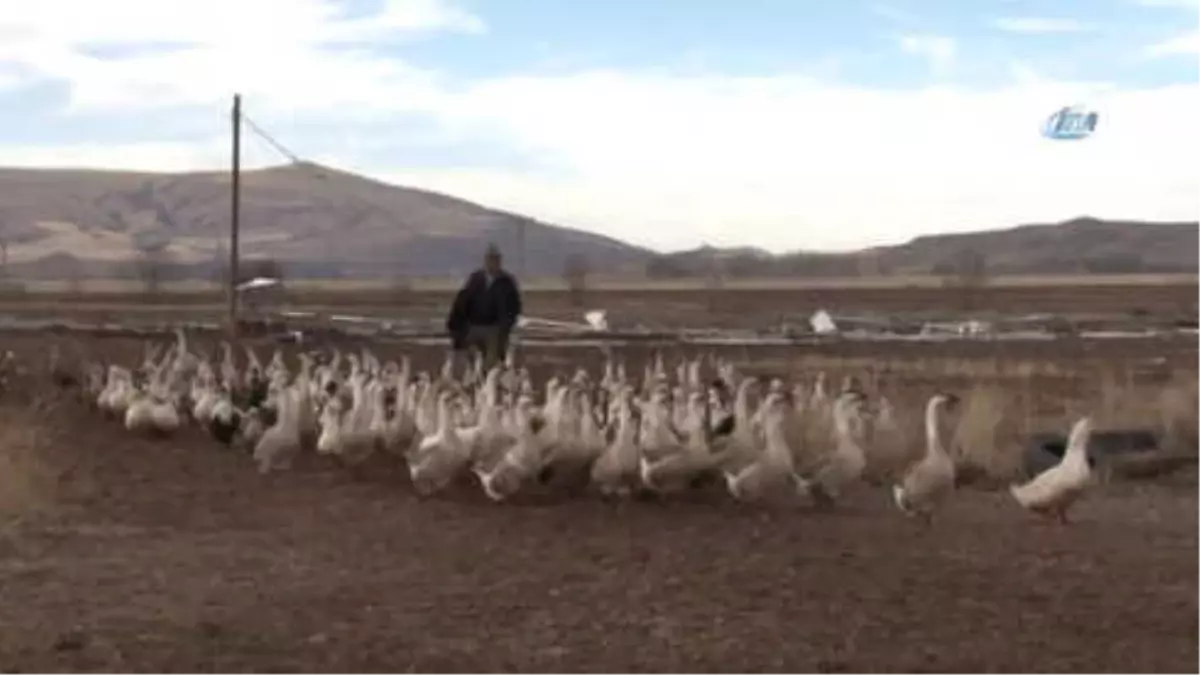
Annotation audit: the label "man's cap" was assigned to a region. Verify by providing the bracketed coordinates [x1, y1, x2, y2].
[485, 243, 502, 258]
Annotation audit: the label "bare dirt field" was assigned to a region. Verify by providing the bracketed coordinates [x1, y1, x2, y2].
[1, 276, 1196, 328]
[1, 294, 1198, 672]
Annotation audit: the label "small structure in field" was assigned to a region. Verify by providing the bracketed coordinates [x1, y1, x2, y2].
[584, 310, 609, 332]
[237, 277, 284, 319]
[810, 309, 838, 335]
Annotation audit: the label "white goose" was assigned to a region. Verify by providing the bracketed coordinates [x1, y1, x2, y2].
[542, 386, 605, 489]
[802, 390, 868, 507]
[294, 353, 318, 447]
[192, 377, 220, 426]
[408, 391, 472, 495]
[383, 376, 420, 455]
[725, 390, 797, 502]
[892, 394, 959, 523]
[640, 390, 726, 494]
[474, 394, 547, 501]
[328, 372, 377, 467]
[123, 388, 156, 433]
[98, 366, 134, 418]
[316, 395, 346, 457]
[1009, 417, 1094, 525]
[125, 349, 181, 436]
[459, 368, 507, 457]
[146, 383, 182, 435]
[254, 384, 302, 474]
[590, 386, 641, 496]
[717, 378, 765, 480]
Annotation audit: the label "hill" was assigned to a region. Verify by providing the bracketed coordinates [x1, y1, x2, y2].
[648, 218, 1199, 280]
[0, 162, 1194, 283]
[0, 162, 651, 280]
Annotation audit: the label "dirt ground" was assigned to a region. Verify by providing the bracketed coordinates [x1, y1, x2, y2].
[1, 277, 1196, 328]
[1, 331, 1197, 672]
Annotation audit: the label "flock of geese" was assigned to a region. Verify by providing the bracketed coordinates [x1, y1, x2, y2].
[54, 328, 1097, 524]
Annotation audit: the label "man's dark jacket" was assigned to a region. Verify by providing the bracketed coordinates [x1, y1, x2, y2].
[446, 269, 523, 349]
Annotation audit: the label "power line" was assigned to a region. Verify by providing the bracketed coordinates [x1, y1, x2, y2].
[241, 113, 304, 165]
[230, 102, 520, 284]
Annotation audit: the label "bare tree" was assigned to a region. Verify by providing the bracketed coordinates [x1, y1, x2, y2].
[389, 260, 412, 304]
[857, 249, 885, 277]
[61, 255, 84, 295]
[241, 257, 285, 285]
[645, 254, 688, 280]
[135, 241, 174, 295]
[937, 248, 988, 310]
[563, 253, 590, 308]
[211, 243, 229, 289]
[704, 251, 724, 312]
[957, 248, 987, 285]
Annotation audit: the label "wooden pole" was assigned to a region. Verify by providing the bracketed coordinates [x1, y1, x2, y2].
[228, 93, 242, 336]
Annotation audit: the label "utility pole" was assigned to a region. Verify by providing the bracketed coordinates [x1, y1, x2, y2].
[228, 93, 242, 336]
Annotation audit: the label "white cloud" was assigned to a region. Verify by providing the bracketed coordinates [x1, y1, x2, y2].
[0, 0, 477, 113]
[991, 17, 1094, 34]
[0, 1, 1197, 253]
[897, 34, 956, 77]
[1145, 30, 1200, 56]
[0, 0, 482, 46]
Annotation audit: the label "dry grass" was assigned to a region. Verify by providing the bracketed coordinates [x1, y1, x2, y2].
[781, 352, 1198, 486]
[1158, 374, 1199, 454]
[951, 385, 1030, 484]
[0, 408, 58, 526]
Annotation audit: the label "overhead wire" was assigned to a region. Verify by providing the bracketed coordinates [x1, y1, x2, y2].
[231, 103, 448, 281]
[229, 109, 312, 277]
[240, 112, 305, 166]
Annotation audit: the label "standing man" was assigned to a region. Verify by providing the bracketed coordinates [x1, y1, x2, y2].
[446, 243, 523, 370]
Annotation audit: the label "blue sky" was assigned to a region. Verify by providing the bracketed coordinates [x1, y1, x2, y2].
[402, 0, 1197, 84]
[0, 0, 1197, 253]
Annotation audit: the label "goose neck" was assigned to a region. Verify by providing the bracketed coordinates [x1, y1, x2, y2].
[833, 401, 854, 437]
[924, 398, 947, 458]
[436, 398, 456, 436]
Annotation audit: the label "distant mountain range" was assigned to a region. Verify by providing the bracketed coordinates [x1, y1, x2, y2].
[0, 162, 650, 281]
[0, 162, 1194, 282]
[654, 218, 1199, 280]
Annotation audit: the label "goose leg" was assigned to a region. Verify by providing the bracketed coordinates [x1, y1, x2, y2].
[807, 482, 837, 511]
[348, 463, 370, 482]
[1030, 505, 1063, 525]
[410, 473, 435, 496]
[1054, 505, 1070, 526]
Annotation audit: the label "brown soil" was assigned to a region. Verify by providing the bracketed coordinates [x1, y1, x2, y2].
[0, 335, 1196, 673]
[2, 278, 1196, 329]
